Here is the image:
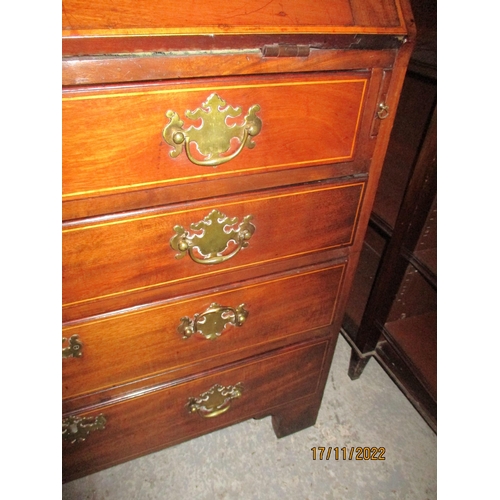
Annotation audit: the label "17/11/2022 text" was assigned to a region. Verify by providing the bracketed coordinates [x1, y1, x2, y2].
[311, 447, 386, 460]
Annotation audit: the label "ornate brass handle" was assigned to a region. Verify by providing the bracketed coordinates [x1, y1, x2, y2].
[170, 209, 255, 265]
[187, 383, 243, 418]
[62, 414, 106, 444]
[162, 93, 262, 167]
[377, 102, 390, 120]
[178, 303, 248, 340]
[62, 334, 83, 359]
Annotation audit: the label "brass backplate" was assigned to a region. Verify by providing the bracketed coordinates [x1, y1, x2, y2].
[163, 93, 262, 167]
[178, 303, 248, 340]
[62, 414, 106, 444]
[170, 209, 255, 265]
[187, 383, 244, 418]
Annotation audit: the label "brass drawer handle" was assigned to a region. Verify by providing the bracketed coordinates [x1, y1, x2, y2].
[62, 334, 83, 359]
[162, 93, 262, 167]
[170, 209, 255, 265]
[187, 383, 243, 418]
[377, 102, 390, 120]
[178, 302, 248, 340]
[62, 414, 106, 444]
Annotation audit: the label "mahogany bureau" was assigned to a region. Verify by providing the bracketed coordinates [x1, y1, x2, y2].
[62, 0, 415, 482]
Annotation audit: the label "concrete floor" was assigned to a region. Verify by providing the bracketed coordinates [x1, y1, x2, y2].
[62, 335, 437, 500]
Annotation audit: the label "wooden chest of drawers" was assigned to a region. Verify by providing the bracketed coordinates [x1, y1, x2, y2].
[62, 0, 415, 482]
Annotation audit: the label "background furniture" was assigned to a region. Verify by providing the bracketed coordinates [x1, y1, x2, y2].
[62, 0, 415, 481]
[342, 0, 437, 431]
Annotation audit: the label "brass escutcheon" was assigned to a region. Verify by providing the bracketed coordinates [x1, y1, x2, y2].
[162, 93, 262, 167]
[187, 383, 244, 418]
[62, 414, 106, 444]
[178, 303, 248, 340]
[62, 334, 83, 359]
[170, 209, 255, 265]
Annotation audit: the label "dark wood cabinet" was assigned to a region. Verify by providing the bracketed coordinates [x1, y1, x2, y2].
[342, 2, 437, 431]
[62, 0, 416, 481]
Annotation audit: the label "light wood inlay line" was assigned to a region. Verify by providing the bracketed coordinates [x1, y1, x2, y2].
[62, 182, 365, 232]
[62, 264, 345, 330]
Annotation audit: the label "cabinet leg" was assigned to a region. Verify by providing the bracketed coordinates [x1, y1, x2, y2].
[348, 349, 371, 380]
[271, 398, 320, 438]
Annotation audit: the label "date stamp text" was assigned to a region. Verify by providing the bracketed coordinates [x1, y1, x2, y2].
[311, 447, 386, 460]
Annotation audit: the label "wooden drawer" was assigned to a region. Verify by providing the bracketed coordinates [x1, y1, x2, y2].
[63, 338, 328, 482]
[62, 180, 364, 309]
[63, 263, 344, 400]
[62, 73, 368, 202]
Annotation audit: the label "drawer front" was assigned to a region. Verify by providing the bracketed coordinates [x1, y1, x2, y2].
[63, 263, 344, 400]
[63, 339, 328, 482]
[63, 180, 364, 308]
[63, 73, 368, 201]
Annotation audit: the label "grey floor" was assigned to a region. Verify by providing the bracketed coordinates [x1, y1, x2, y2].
[62, 334, 437, 500]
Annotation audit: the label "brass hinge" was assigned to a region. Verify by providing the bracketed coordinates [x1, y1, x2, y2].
[261, 44, 311, 58]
